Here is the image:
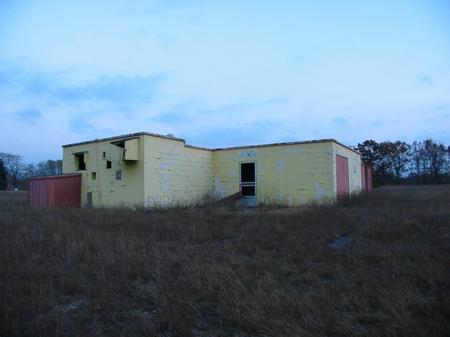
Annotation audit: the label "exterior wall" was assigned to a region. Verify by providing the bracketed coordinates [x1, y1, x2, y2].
[62, 136, 146, 207]
[29, 174, 81, 207]
[61, 132, 368, 208]
[332, 143, 363, 195]
[62, 133, 214, 207]
[142, 135, 213, 207]
[212, 141, 335, 205]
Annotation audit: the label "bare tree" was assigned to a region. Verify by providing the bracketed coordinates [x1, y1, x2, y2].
[0, 152, 27, 188]
[355, 140, 392, 185]
[35, 160, 63, 176]
[0, 159, 7, 190]
[383, 141, 410, 183]
[409, 139, 448, 184]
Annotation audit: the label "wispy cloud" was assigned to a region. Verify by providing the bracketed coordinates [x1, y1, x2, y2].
[332, 117, 347, 128]
[182, 121, 283, 149]
[14, 108, 41, 126]
[55, 75, 164, 105]
[68, 114, 96, 134]
[419, 75, 434, 86]
[1, 63, 164, 109]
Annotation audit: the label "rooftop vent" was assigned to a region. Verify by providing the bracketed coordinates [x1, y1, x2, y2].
[166, 133, 175, 138]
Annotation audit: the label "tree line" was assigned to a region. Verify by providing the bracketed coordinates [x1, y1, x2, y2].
[1, 138, 450, 190]
[354, 139, 450, 186]
[0, 152, 62, 190]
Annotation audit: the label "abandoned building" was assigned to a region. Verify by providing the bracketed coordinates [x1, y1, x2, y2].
[29, 131, 372, 207]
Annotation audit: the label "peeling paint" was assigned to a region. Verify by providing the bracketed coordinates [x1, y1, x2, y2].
[313, 182, 325, 198]
[63, 132, 365, 208]
[214, 175, 227, 198]
[158, 174, 170, 193]
[278, 159, 284, 172]
[238, 150, 257, 157]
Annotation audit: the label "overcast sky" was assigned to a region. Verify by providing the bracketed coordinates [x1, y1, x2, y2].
[1, 0, 449, 164]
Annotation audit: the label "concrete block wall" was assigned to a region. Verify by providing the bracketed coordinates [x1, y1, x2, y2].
[213, 141, 336, 205]
[62, 136, 146, 207]
[143, 136, 214, 207]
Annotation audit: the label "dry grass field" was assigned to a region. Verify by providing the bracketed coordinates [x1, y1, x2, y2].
[1, 186, 449, 336]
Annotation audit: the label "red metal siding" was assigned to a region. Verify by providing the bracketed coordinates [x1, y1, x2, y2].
[336, 155, 349, 197]
[361, 164, 373, 193]
[28, 178, 48, 207]
[29, 174, 82, 207]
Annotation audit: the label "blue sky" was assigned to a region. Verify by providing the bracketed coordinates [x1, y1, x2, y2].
[1, 0, 449, 164]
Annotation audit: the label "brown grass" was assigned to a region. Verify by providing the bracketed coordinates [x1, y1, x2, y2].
[1, 186, 449, 336]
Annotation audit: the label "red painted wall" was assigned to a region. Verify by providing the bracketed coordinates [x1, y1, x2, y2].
[29, 174, 82, 207]
[361, 164, 373, 193]
[336, 155, 349, 197]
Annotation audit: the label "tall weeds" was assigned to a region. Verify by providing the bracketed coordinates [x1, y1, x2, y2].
[0, 187, 449, 336]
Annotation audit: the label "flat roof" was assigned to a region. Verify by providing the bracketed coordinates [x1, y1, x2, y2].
[62, 131, 358, 154]
[62, 131, 186, 147]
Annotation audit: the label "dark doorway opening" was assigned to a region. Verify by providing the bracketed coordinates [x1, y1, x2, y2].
[240, 162, 256, 206]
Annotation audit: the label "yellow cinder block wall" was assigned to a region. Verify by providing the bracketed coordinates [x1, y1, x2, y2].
[212, 141, 337, 205]
[62, 133, 364, 207]
[143, 136, 213, 207]
[62, 136, 146, 207]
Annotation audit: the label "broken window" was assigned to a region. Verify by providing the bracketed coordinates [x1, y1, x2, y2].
[74, 152, 88, 171]
[109, 138, 139, 164]
[242, 185, 255, 196]
[109, 144, 124, 165]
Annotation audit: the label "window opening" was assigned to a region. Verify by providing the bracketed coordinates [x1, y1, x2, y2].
[91, 172, 96, 180]
[110, 138, 139, 161]
[106, 161, 112, 169]
[75, 153, 86, 171]
[116, 170, 122, 180]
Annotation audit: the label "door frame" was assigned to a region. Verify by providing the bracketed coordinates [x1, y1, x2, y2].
[240, 161, 257, 206]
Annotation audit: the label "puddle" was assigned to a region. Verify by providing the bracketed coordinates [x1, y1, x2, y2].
[328, 234, 352, 249]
